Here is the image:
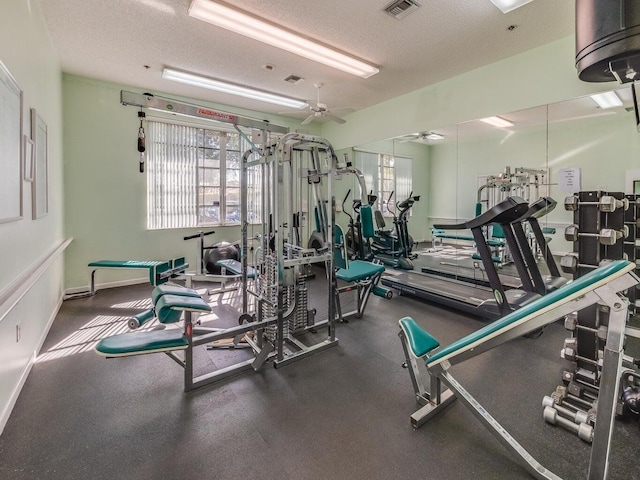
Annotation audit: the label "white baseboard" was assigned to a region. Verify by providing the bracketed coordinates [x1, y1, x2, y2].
[64, 277, 148, 297]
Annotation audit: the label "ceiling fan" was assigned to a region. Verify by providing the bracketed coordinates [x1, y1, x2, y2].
[300, 83, 354, 125]
[398, 131, 445, 143]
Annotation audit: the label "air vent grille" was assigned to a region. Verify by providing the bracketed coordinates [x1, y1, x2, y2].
[383, 0, 421, 19]
[284, 74, 304, 84]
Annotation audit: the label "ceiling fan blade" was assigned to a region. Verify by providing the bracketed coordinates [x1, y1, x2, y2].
[327, 107, 355, 114]
[301, 114, 316, 125]
[325, 113, 346, 124]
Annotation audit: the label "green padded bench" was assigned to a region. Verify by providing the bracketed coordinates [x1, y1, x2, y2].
[215, 259, 258, 279]
[397, 259, 639, 480]
[96, 289, 211, 357]
[400, 260, 635, 366]
[68, 257, 189, 299]
[431, 228, 506, 253]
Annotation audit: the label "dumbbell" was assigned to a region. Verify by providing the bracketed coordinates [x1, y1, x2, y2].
[542, 406, 594, 442]
[542, 396, 590, 425]
[564, 195, 629, 212]
[562, 337, 603, 367]
[559, 254, 614, 274]
[564, 312, 608, 340]
[564, 224, 628, 245]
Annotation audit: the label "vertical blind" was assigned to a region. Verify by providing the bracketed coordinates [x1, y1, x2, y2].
[146, 120, 262, 230]
[147, 121, 198, 229]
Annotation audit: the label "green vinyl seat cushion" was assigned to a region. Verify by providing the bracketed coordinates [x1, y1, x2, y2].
[155, 294, 211, 324]
[216, 259, 258, 279]
[399, 317, 440, 357]
[336, 260, 385, 283]
[95, 329, 188, 357]
[152, 285, 201, 306]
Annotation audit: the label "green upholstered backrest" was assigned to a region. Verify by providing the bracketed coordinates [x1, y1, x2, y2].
[426, 260, 635, 366]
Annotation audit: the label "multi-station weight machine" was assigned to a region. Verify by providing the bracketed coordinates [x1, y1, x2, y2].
[97, 93, 362, 389]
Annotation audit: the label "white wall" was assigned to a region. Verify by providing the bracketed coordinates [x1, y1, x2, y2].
[0, 1, 64, 433]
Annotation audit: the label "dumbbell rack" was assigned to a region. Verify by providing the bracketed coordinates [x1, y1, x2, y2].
[624, 193, 640, 315]
[548, 190, 629, 441]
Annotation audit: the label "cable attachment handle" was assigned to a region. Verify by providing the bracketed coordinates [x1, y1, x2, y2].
[137, 110, 146, 173]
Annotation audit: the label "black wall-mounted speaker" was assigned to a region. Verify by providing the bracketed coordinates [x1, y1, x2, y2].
[576, 0, 640, 83]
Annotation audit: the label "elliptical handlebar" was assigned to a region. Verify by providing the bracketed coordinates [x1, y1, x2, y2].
[385, 191, 396, 216]
[342, 189, 354, 223]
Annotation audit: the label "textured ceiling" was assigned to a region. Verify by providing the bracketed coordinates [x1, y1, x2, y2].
[38, 0, 575, 122]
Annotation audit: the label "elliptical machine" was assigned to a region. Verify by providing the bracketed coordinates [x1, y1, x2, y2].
[343, 188, 377, 262]
[371, 191, 420, 270]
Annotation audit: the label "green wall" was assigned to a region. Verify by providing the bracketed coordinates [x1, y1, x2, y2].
[63, 75, 321, 290]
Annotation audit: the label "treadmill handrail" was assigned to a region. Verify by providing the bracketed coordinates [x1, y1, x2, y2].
[433, 196, 528, 230]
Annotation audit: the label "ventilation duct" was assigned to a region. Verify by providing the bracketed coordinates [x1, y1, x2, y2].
[575, 0, 640, 83]
[383, 0, 421, 20]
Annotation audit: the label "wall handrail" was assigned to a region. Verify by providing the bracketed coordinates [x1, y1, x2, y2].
[0, 238, 72, 323]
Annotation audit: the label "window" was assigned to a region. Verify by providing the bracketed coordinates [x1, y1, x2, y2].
[146, 120, 261, 229]
[354, 149, 412, 217]
[378, 154, 396, 215]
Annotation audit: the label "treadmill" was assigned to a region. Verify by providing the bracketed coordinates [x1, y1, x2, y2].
[508, 197, 567, 294]
[420, 197, 563, 293]
[381, 197, 541, 320]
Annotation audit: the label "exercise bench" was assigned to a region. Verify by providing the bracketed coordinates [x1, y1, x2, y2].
[398, 260, 639, 480]
[66, 257, 189, 299]
[96, 283, 279, 391]
[334, 259, 390, 322]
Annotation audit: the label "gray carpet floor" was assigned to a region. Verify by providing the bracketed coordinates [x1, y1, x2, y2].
[1, 264, 639, 480]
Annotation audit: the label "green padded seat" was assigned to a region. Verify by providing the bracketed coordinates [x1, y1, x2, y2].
[216, 259, 258, 279]
[431, 229, 475, 242]
[152, 285, 200, 306]
[425, 260, 634, 366]
[336, 260, 385, 283]
[88, 260, 163, 268]
[95, 329, 188, 357]
[399, 317, 440, 357]
[155, 293, 211, 324]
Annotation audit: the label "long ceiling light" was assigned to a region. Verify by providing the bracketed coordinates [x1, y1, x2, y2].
[162, 68, 308, 109]
[591, 91, 623, 109]
[480, 116, 514, 128]
[489, 0, 534, 13]
[188, 0, 380, 79]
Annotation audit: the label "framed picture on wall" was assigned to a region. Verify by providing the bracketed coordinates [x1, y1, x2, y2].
[23, 134, 34, 182]
[0, 61, 23, 223]
[31, 108, 48, 219]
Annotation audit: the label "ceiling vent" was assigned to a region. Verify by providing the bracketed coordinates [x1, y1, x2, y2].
[284, 74, 304, 84]
[383, 0, 421, 20]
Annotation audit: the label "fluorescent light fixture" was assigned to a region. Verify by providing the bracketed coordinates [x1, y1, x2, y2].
[188, 0, 379, 78]
[426, 132, 444, 141]
[162, 68, 308, 109]
[489, 0, 534, 13]
[480, 116, 514, 128]
[591, 91, 623, 109]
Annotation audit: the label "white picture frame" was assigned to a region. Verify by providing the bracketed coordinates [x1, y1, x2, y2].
[23, 134, 34, 182]
[0, 61, 23, 223]
[31, 108, 48, 219]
